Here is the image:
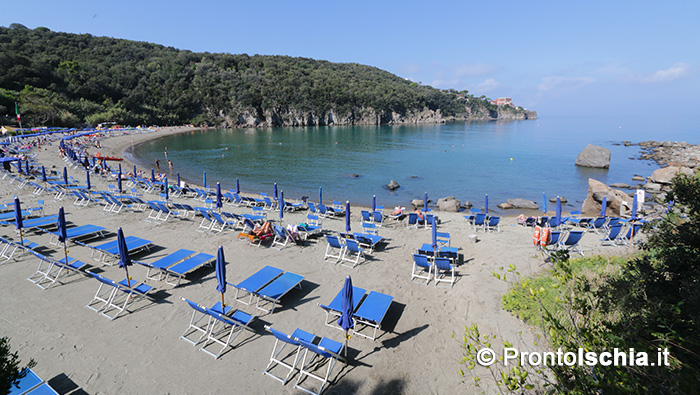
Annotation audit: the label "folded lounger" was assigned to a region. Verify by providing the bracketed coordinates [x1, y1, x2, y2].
[138, 248, 196, 281]
[294, 337, 344, 395]
[318, 285, 367, 329]
[263, 326, 316, 384]
[352, 291, 393, 340]
[231, 265, 284, 305]
[163, 252, 215, 286]
[85, 271, 153, 320]
[255, 271, 304, 314]
[180, 297, 232, 346]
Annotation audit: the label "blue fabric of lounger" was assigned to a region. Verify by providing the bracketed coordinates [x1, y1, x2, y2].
[256, 272, 304, 313]
[232, 265, 284, 305]
[352, 291, 393, 340]
[164, 252, 215, 286]
[142, 248, 195, 270]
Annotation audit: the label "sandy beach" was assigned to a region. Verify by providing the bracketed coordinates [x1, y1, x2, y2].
[0, 128, 637, 394]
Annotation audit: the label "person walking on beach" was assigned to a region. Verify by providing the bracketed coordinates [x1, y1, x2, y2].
[155, 159, 160, 171]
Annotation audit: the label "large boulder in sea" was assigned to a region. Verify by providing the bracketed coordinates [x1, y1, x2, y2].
[576, 144, 611, 168]
[649, 166, 694, 184]
[411, 199, 427, 209]
[386, 180, 400, 190]
[506, 198, 539, 210]
[581, 178, 630, 216]
[437, 196, 460, 212]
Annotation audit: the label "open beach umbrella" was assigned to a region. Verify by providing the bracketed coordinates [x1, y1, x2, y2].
[274, 183, 278, 201]
[319, 187, 323, 205]
[631, 193, 638, 221]
[177, 172, 181, 187]
[337, 275, 354, 364]
[57, 207, 68, 265]
[600, 196, 607, 217]
[215, 246, 227, 308]
[41, 166, 47, 182]
[372, 195, 376, 212]
[279, 191, 285, 220]
[555, 196, 562, 227]
[236, 178, 240, 194]
[345, 201, 351, 233]
[216, 182, 222, 211]
[13, 196, 23, 245]
[116, 227, 132, 283]
[86, 170, 91, 190]
[423, 192, 428, 213]
[203, 171, 207, 188]
[163, 176, 168, 201]
[63, 167, 68, 185]
[485, 194, 489, 214]
[542, 193, 547, 215]
[151, 168, 155, 183]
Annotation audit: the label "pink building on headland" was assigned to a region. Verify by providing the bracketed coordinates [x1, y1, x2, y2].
[490, 97, 514, 106]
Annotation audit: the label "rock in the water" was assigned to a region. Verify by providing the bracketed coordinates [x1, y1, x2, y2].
[631, 175, 645, 181]
[549, 197, 568, 203]
[649, 166, 694, 184]
[437, 197, 460, 212]
[498, 202, 514, 209]
[386, 180, 400, 190]
[642, 182, 663, 192]
[411, 199, 425, 209]
[576, 144, 611, 168]
[610, 183, 630, 189]
[463, 201, 473, 209]
[506, 198, 539, 210]
[581, 178, 630, 216]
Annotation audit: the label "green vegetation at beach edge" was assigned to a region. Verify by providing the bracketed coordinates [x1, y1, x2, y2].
[459, 172, 700, 394]
[0, 24, 534, 128]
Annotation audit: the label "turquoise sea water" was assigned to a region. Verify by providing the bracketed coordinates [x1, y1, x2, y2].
[127, 116, 697, 211]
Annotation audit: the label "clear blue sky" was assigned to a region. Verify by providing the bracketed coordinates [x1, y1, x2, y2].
[2, 1, 698, 117]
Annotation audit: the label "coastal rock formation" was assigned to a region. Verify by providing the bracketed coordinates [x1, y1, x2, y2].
[386, 180, 400, 190]
[506, 198, 538, 210]
[576, 144, 611, 168]
[498, 202, 514, 209]
[411, 199, 427, 209]
[549, 196, 568, 203]
[636, 141, 700, 168]
[581, 178, 630, 216]
[610, 183, 631, 189]
[463, 201, 473, 209]
[436, 197, 460, 212]
[649, 166, 694, 184]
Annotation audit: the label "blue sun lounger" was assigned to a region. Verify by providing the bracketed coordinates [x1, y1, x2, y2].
[318, 285, 367, 329]
[255, 271, 305, 314]
[27, 251, 88, 290]
[48, 224, 106, 245]
[230, 265, 284, 305]
[8, 368, 59, 395]
[294, 337, 344, 395]
[352, 291, 393, 340]
[180, 297, 232, 347]
[353, 233, 383, 253]
[85, 271, 153, 320]
[89, 235, 152, 264]
[0, 210, 30, 221]
[163, 252, 216, 286]
[263, 326, 316, 385]
[199, 308, 254, 359]
[138, 248, 196, 281]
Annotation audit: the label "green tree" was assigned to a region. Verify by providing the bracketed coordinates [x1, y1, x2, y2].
[0, 336, 36, 395]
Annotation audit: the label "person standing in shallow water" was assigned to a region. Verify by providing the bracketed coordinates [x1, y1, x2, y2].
[168, 160, 173, 171]
[155, 159, 160, 171]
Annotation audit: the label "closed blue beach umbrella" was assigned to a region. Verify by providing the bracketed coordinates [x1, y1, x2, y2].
[25, 161, 30, 174]
[133, 164, 137, 177]
[41, 166, 47, 182]
[16, 160, 21, 173]
[14, 196, 24, 245]
[484, 194, 489, 214]
[542, 192, 547, 215]
[631, 193, 638, 221]
[117, 227, 132, 283]
[163, 176, 168, 201]
[118, 168, 123, 193]
[236, 178, 240, 194]
[215, 246, 227, 308]
[319, 187, 323, 205]
[177, 172, 181, 187]
[216, 182, 222, 210]
[118, 163, 122, 178]
[274, 183, 278, 201]
[423, 192, 428, 213]
[600, 196, 607, 217]
[372, 195, 376, 212]
[555, 196, 562, 227]
[203, 171, 207, 188]
[57, 207, 68, 264]
[151, 168, 155, 183]
[86, 170, 91, 190]
[279, 191, 285, 220]
[345, 201, 351, 233]
[92, 156, 96, 167]
[337, 275, 354, 364]
[63, 167, 68, 185]
[432, 217, 438, 258]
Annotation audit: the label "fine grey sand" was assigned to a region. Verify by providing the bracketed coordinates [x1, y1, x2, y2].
[0, 128, 636, 394]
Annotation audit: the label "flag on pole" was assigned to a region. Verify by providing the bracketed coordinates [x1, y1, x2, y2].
[15, 102, 22, 128]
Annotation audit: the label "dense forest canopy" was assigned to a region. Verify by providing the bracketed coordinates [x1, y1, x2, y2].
[0, 24, 532, 127]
